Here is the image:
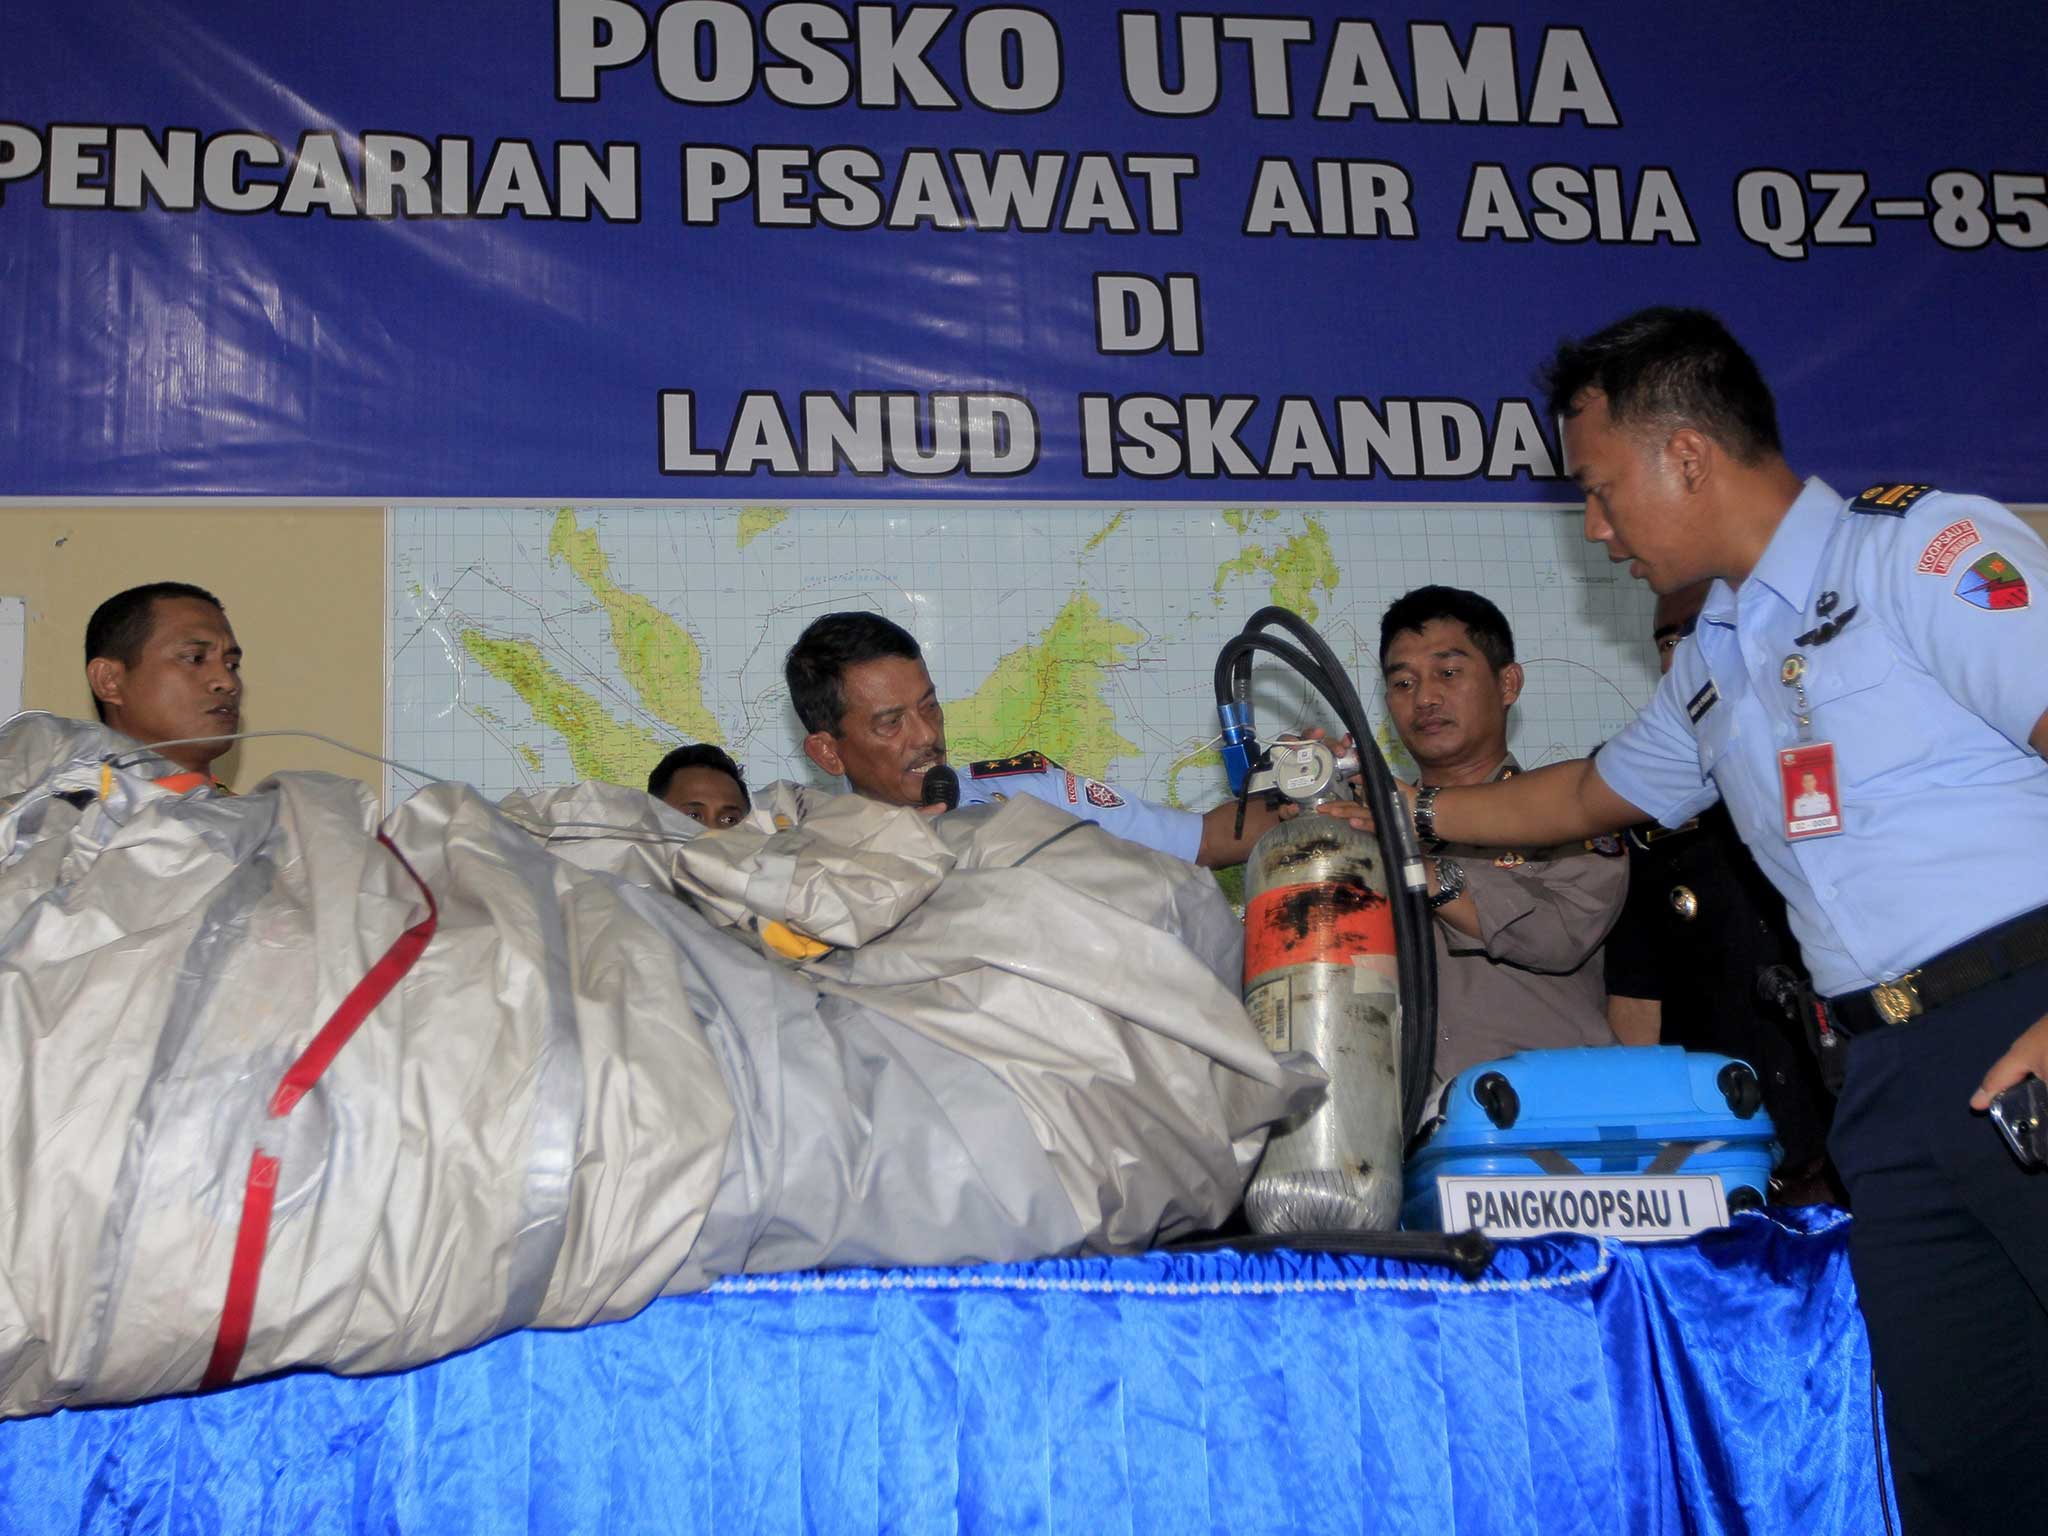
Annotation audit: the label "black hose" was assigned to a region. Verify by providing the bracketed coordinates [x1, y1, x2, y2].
[1216, 607, 1440, 1137]
[1243, 606, 1440, 1137]
[1169, 1227, 1494, 1281]
[1211, 632, 1326, 714]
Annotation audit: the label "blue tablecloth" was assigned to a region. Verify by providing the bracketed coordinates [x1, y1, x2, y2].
[0, 1208, 1888, 1534]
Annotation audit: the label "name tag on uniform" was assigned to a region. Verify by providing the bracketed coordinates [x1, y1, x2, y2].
[1779, 742, 1843, 839]
[1437, 1174, 1730, 1241]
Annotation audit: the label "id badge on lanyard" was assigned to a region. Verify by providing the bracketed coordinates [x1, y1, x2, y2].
[1778, 653, 1843, 840]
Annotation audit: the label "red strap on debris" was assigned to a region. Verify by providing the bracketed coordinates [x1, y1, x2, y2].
[200, 831, 438, 1391]
[200, 1151, 278, 1390]
[270, 838, 439, 1116]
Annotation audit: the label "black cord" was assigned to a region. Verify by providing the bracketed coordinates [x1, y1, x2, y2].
[1167, 1227, 1495, 1282]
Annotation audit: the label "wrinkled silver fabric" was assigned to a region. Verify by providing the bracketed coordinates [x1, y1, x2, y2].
[0, 719, 1321, 1419]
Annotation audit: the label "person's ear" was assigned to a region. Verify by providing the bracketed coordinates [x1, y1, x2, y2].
[802, 731, 844, 778]
[1667, 426, 1711, 494]
[86, 657, 125, 711]
[1498, 661, 1524, 708]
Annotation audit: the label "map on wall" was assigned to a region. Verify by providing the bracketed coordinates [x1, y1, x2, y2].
[386, 505, 1663, 813]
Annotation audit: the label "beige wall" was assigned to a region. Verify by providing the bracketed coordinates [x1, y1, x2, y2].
[5, 505, 384, 796]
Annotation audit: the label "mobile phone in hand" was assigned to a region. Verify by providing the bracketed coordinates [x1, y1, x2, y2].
[1988, 1076, 2048, 1170]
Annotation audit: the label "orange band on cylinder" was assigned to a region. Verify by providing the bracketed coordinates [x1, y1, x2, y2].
[1245, 880, 1394, 983]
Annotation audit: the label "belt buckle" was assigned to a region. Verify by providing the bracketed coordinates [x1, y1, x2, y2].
[1871, 970, 1923, 1025]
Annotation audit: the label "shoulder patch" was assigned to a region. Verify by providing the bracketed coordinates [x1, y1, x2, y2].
[1084, 779, 1125, 809]
[1584, 834, 1625, 858]
[1955, 551, 2031, 611]
[970, 750, 1050, 779]
[1850, 482, 1936, 516]
[1916, 518, 1982, 575]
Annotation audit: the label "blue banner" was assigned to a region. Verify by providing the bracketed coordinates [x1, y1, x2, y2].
[2, 2, 2043, 500]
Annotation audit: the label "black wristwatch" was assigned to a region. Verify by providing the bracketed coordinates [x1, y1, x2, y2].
[1427, 857, 1466, 911]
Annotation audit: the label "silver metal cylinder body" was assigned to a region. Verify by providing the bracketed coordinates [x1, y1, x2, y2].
[1240, 813, 1404, 1232]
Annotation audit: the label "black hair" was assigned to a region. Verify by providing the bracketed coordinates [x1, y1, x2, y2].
[1539, 306, 1783, 465]
[784, 611, 922, 735]
[1379, 586, 1515, 674]
[647, 743, 749, 808]
[83, 582, 227, 723]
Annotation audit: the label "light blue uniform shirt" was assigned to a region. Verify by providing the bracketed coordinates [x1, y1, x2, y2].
[1596, 478, 2048, 996]
[957, 753, 1204, 864]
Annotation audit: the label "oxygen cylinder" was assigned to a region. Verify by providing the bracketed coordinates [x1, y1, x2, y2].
[1240, 745, 1404, 1232]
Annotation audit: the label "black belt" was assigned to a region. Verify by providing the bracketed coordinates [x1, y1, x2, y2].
[1826, 902, 2048, 1037]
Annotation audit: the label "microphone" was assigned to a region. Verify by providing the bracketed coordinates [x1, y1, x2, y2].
[920, 764, 960, 811]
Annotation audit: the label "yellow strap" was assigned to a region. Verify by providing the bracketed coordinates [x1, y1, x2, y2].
[759, 919, 831, 960]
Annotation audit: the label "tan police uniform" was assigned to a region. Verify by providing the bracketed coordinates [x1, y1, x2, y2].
[1427, 755, 1628, 1099]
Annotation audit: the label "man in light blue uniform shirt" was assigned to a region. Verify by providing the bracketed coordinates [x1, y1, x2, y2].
[1601, 476, 2048, 999]
[784, 611, 1281, 866]
[950, 748, 1205, 861]
[1342, 308, 2048, 1533]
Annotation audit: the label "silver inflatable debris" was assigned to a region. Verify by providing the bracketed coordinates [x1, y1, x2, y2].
[0, 716, 1321, 1419]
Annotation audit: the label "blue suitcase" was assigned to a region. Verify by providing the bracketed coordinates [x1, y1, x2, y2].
[1401, 1045, 1780, 1233]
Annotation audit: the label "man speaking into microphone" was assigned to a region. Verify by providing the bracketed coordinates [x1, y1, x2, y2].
[784, 611, 1282, 865]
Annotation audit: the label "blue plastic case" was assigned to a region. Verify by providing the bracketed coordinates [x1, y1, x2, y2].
[1401, 1045, 1781, 1232]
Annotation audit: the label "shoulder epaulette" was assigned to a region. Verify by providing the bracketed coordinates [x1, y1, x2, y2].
[1627, 818, 1699, 851]
[969, 750, 1050, 779]
[1850, 483, 1937, 516]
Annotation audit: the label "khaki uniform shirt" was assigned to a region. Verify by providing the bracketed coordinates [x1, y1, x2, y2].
[1428, 755, 1628, 1100]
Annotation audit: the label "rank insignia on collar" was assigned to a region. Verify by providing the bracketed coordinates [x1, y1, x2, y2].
[1954, 551, 2031, 611]
[1850, 483, 1936, 515]
[1585, 834, 1624, 857]
[970, 751, 1050, 778]
[1494, 851, 1525, 869]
